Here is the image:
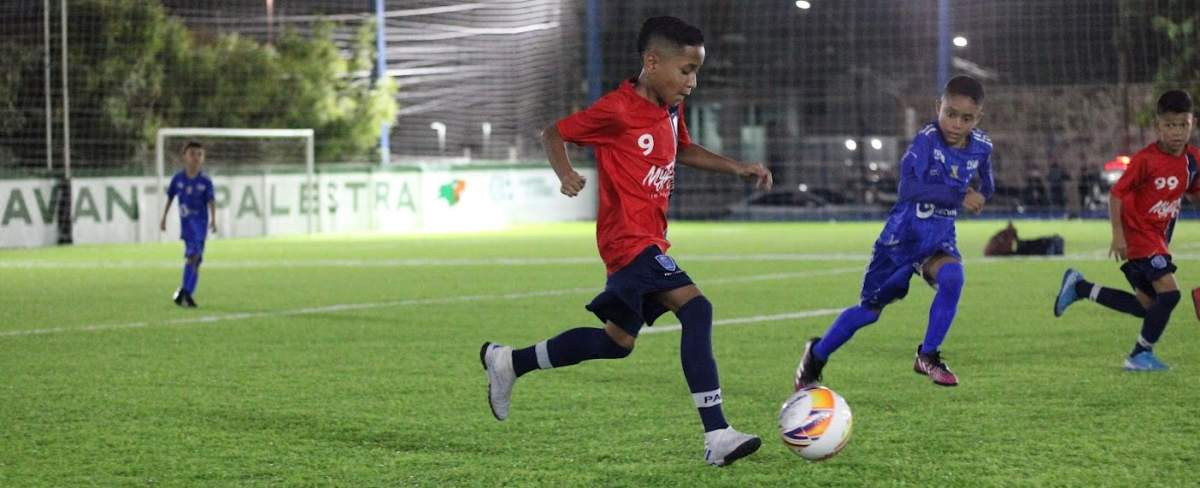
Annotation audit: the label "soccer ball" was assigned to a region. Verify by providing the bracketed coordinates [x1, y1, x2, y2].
[778, 386, 853, 461]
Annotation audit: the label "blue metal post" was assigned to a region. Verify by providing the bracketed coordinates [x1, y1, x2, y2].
[936, 0, 950, 94]
[374, 0, 391, 165]
[585, 0, 603, 103]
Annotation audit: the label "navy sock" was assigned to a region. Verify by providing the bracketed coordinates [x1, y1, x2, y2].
[813, 305, 880, 360]
[182, 264, 198, 294]
[676, 296, 728, 433]
[511, 327, 631, 377]
[1132, 290, 1179, 357]
[1076, 280, 1146, 318]
[921, 262, 964, 355]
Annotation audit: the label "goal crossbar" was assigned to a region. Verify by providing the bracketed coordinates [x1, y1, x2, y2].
[154, 127, 316, 239]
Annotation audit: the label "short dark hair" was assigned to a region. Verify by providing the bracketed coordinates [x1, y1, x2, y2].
[636, 16, 704, 56]
[944, 75, 984, 104]
[182, 141, 204, 153]
[1156, 90, 1193, 115]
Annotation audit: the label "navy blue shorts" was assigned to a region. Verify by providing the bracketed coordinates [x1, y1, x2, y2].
[184, 239, 206, 262]
[1121, 254, 1176, 297]
[586, 245, 694, 337]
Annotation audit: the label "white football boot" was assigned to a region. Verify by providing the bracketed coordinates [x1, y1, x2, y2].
[480, 342, 516, 421]
[703, 426, 762, 466]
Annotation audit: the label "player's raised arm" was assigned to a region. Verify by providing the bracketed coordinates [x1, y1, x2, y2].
[541, 123, 586, 197]
[1107, 156, 1144, 261]
[977, 154, 995, 199]
[546, 95, 626, 198]
[1107, 195, 1127, 261]
[676, 144, 772, 190]
[897, 134, 959, 208]
[962, 154, 994, 214]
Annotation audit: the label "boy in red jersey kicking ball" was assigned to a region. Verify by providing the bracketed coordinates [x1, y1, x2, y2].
[1055, 90, 1198, 371]
[480, 16, 772, 466]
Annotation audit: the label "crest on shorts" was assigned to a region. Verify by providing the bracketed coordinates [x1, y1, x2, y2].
[655, 254, 678, 271]
[1151, 255, 1168, 269]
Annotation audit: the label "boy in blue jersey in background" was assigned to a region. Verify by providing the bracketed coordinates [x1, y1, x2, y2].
[794, 75, 994, 389]
[159, 141, 216, 308]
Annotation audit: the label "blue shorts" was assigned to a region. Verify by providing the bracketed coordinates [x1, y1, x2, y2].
[1121, 254, 1176, 297]
[859, 233, 961, 309]
[184, 239, 205, 262]
[586, 245, 694, 337]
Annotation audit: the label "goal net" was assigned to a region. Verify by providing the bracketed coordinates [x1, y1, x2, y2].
[155, 128, 315, 241]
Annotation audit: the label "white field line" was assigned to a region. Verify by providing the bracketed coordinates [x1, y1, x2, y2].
[642, 308, 843, 335]
[0, 267, 862, 338]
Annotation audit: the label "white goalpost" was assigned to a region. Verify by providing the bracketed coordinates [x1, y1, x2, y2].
[155, 127, 316, 241]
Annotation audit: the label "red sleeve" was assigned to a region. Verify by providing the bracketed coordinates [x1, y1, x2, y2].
[676, 104, 692, 151]
[1110, 155, 1145, 200]
[555, 95, 626, 146]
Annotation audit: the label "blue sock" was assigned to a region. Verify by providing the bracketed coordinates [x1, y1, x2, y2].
[676, 296, 728, 433]
[1132, 290, 1179, 357]
[182, 264, 198, 294]
[921, 262, 964, 355]
[511, 327, 631, 377]
[188, 265, 201, 294]
[813, 305, 881, 360]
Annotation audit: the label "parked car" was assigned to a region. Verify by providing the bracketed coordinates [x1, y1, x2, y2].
[725, 186, 886, 221]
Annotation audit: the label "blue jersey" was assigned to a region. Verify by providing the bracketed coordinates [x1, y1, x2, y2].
[858, 123, 994, 308]
[878, 123, 994, 251]
[167, 170, 214, 242]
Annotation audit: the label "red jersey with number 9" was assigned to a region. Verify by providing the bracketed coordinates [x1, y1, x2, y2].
[556, 80, 692, 274]
[1110, 142, 1200, 259]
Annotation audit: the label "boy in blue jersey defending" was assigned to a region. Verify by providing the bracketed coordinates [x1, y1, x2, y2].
[794, 75, 994, 389]
[159, 141, 216, 308]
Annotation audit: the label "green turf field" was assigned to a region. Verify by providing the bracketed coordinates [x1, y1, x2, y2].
[3, 220, 1199, 486]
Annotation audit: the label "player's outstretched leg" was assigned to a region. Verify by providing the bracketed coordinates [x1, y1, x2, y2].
[672, 295, 760, 466]
[1058, 269, 1148, 319]
[479, 342, 516, 420]
[795, 305, 881, 390]
[1124, 289, 1178, 372]
[915, 261, 963, 386]
[793, 337, 824, 391]
[1054, 268, 1085, 316]
[482, 326, 634, 421]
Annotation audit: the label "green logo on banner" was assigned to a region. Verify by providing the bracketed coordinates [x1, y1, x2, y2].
[439, 179, 466, 205]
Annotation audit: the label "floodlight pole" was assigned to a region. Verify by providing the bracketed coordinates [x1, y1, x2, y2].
[585, 0, 603, 104]
[60, 0, 70, 179]
[374, 0, 391, 166]
[43, 0, 52, 171]
[936, 0, 950, 95]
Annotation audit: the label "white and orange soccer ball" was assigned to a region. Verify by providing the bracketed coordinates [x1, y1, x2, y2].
[778, 386, 853, 461]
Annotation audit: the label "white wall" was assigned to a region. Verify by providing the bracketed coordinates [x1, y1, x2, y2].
[0, 179, 60, 248]
[0, 167, 596, 248]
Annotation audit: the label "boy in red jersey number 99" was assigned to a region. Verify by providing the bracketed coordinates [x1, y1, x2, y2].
[1055, 90, 1199, 371]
